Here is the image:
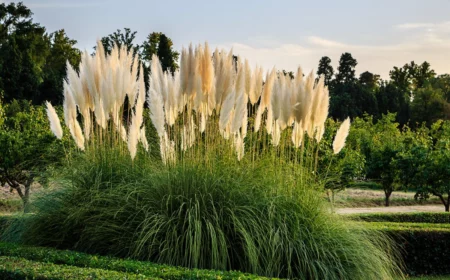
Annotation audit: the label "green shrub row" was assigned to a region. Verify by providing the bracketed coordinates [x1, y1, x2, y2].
[0, 256, 156, 279]
[0, 243, 272, 279]
[350, 212, 450, 224]
[359, 222, 450, 276]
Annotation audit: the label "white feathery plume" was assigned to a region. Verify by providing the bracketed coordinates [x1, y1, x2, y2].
[150, 54, 165, 99]
[254, 104, 264, 132]
[160, 130, 176, 165]
[266, 107, 273, 134]
[310, 75, 325, 128]
[302, 71, 315, 135]
[241, 96, 248, 138]
[333, 117, 351, 154]
[279, 76, 292, 130]
[271, 77, 281, 122]
[295, 66, 303, 87]
[73, 121, 85, 150]
[128, 112, 140, 160]
[199, 111, 207, 133]
[214, 49, 235, 110]
[45, 101, 63, 140]
[250, 65, 263, 105]
[234, 131, 245, 161]
[231, 65, 246, 134]
[82, 109, 91, 141]
[261, 67, 276, 108]
[186, 44, 197, 99]
[180, 47, 189, 94]
[134, 64, 146, 129]
[271, 121, 281, 146]
[315, 86, 329, 143]
[139, 126, 149, 152]
[201, 42, 215, 98]
[120, 124, 127, 142]
[219, 90, 235, 131]
[148, 89, 166, 138]
[244, 59, 253, 98]
[63, 82, 85, 150]
[291, 121, 304, 147]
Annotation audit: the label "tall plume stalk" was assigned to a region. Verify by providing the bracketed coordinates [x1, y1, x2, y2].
[46, 40, 350, 177]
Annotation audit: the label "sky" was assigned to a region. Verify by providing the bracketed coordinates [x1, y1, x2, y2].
[9, 0, 450, 79]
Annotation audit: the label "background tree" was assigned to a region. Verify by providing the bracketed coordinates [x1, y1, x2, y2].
[0, 2, 80, 105]
[316, 56, 334, 86]
[376, 81, 410, 126]
[334, 52, 357, 84]
[99, 27, 139, 54]
[141, 32, 179, 73]
[410, 86, 449, 126]
[37, 29, 81, 104]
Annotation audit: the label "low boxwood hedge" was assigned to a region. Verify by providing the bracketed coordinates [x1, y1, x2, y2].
[0, 256, 155, 279]
[359, 222, 450, 276]
[349, 212, 450, 224]
[0, 243, 272, 280]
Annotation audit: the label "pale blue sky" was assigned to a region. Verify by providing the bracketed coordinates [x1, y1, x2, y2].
[10, 0, 450, 78]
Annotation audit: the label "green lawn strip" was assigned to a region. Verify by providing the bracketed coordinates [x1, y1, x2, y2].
[0, 242, 272, 280]
[348, 212, 450, 224]
[0, 256, 157, 279]
[359, 221, 450, 231]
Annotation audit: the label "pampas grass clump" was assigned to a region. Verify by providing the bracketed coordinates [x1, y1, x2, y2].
[12, 150, 403, 280]
[35, 40, 404, 279]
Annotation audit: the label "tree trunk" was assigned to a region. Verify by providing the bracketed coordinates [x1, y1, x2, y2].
[23, 180, 32, 213]
[446, 193, 450, 213]
[435, 194, 448, 212]
[384, 190, 392, 207]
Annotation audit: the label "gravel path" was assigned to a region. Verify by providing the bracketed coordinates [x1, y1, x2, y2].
[337, 205, 445, 214]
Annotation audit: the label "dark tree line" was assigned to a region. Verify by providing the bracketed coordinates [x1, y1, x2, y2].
[317, 54, 450, 127]
[0, 2, 179, 105]
[1, 2, 449, 129]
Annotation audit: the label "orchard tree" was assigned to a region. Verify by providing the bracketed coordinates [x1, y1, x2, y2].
[364, 114, 403, 206]
[396, 120, 450, 211]
[0, 100, 65, 210]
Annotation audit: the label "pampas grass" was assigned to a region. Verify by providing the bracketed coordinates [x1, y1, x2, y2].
[45, 102, 63, 140]
[36, 39, 407, 280]
[333, 117, 351, 154]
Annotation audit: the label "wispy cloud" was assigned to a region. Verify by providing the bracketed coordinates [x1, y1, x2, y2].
[215, 22, 450, 79]
[395, 23, 435, 30]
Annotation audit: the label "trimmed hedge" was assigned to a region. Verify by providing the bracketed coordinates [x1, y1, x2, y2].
[0, 256, 155, 279]
[350, 212, 450, 224]
[0, 243, 272, 280]
[358, 222, 450, 276]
